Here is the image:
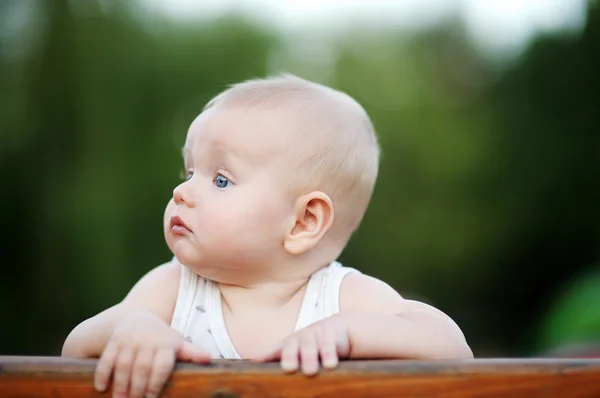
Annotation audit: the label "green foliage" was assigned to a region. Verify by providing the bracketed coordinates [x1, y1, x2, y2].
[539, 267, 600, 350]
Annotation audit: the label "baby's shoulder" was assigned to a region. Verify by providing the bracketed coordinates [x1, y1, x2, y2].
[123, 258, 182, 323]
[128, 258, 181, 296]
[339, 271, 405, 313]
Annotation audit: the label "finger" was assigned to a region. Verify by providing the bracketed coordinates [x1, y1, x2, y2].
[335, 329, 351, 360]
[300, 333, 319, 376]
[112, 346, 135, 398]
[128, 348, 155, 398]
[280, 338, 300, 373]
[146, 348, 176, 398]
[94, 341, 118, 392]
[317, 327, 339, 369]
[177, 341, 211, 363]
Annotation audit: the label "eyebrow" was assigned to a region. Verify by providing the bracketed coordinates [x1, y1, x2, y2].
[181, 144, 244, 173]
[212, 142, 247, 169]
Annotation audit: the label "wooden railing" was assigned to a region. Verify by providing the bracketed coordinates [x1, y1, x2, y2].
[1, 356, 600, 397]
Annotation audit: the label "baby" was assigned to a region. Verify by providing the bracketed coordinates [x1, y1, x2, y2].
[62, 75, 473, 398]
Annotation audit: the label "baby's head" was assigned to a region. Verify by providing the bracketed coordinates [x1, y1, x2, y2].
[165, 75, 379, 283]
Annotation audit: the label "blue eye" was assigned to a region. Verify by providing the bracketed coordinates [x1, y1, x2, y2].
[179, 169, 193, 181]
[214, 174, 229, 188]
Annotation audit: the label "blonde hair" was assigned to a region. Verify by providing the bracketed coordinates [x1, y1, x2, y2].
[204, 74, 380, 241]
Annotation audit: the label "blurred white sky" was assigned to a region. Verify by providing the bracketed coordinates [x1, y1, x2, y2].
[139, 0, 589, 58]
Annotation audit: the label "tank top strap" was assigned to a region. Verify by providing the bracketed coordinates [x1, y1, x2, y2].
[170, 259, 197, 333]
[170, 258, 226, 359]
[294, 261, 360, 331]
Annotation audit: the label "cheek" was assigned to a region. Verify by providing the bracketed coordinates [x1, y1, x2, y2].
[194, 194, 243, 237]
[212, 189, 286, 236]
[164, 199, 175, 222]
[163, 199, 176, 235]
[243, 188, 290, 235]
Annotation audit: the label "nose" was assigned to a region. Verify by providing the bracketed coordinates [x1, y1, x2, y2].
[173, 180, 196, 207]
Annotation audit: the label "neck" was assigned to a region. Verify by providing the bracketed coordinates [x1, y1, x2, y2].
[217, 256, 333, 310]
[219, 276, 311, 311]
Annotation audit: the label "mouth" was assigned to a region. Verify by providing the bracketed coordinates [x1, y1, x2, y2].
[170, 215, 192, 235]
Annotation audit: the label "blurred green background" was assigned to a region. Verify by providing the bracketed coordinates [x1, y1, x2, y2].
[1, 0, 599, 358]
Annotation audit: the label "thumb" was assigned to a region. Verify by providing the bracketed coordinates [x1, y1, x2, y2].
[176, 340, 211, 363]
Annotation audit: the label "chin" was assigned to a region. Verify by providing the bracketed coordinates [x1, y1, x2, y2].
[167, 241, 196, 266]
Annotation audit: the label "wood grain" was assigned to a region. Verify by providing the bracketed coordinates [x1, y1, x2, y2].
[1, 356, 600, 397]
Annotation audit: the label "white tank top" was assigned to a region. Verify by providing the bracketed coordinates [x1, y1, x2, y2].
[170, 260, 359, 359]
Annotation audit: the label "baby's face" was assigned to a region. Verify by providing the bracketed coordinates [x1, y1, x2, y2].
[164, 107, 298, 282]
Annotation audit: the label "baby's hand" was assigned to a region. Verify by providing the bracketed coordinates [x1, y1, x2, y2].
[252, 314, 351, 375]
[94, 311, 210, 398]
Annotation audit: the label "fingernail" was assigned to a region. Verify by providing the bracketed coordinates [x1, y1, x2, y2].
[281, 361, 297, 372]
[322, 358, 338, 369]
[94, 382, 105, 392]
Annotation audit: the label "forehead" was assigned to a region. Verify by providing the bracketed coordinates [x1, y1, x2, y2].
[184, 107, 292, 165]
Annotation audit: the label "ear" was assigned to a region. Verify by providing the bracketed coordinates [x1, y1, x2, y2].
[284, 191, 334, 255]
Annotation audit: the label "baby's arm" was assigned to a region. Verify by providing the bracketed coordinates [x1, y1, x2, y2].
[339, 273, 473, 360]
[254, 273, 472, 374]
[62, 260, 180, 358]
[62, 260, 210, 398]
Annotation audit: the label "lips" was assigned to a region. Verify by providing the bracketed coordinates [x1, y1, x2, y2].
[170, 215, 192, 235]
